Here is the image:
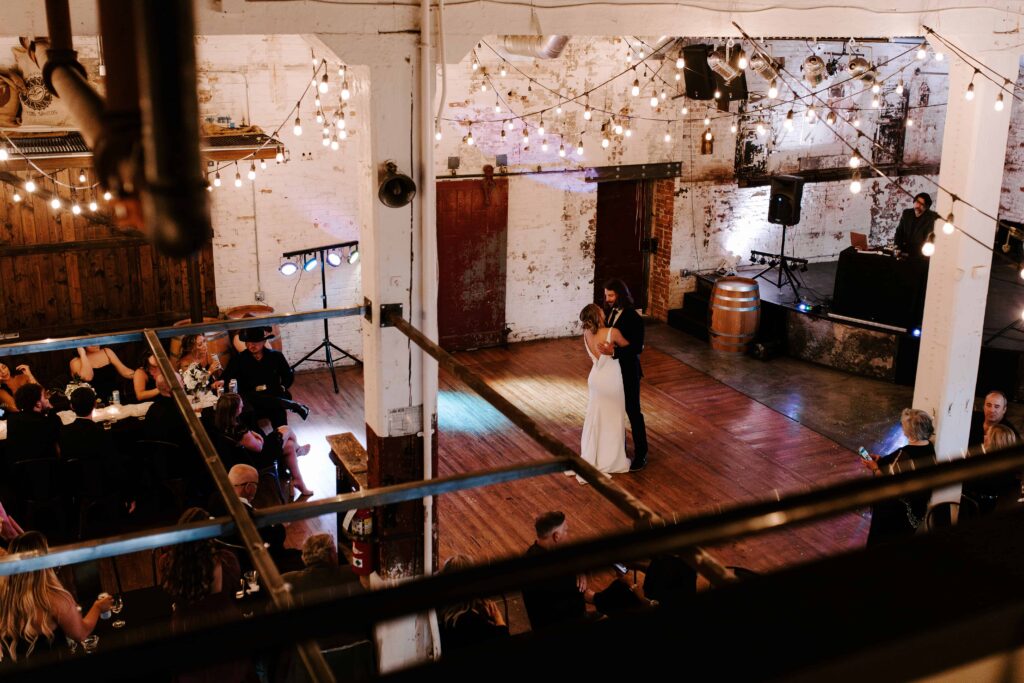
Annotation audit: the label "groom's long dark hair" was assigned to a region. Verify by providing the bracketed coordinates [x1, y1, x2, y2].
[603, 278, 634, 309]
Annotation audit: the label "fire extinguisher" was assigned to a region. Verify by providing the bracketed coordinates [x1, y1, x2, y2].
[350, 508, 375, 576]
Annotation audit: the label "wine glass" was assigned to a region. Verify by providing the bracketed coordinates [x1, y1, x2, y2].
[111, 594, 125, 629]
[81, 635, 99, 654]
[243, 570, 259, 593]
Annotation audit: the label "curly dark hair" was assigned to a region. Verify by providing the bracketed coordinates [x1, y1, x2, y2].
[160, 508, 219, 604]
[603, 278, 635, 309]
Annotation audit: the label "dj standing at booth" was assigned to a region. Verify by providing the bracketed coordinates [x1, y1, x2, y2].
[894, 193, 940, 256]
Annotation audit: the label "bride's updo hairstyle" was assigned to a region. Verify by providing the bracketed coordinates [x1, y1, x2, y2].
[579, 304, 604, 333]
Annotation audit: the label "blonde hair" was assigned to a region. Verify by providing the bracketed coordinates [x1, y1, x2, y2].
[900, 408, 934, 442]
[440, 555, 493, 627]
[0, 532, 73, 662]
[986, 423, 1017, 451]
[579, 304, 605, 334]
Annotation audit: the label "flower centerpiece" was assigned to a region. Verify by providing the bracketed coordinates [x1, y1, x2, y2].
[182, 362, 211, 396]
[64, 379, 93, 399]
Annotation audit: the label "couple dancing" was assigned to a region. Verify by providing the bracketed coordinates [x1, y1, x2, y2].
[573, 279, 648, 484]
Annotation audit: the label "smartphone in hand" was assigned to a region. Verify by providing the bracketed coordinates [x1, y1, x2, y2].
[858, 447, 873, 462]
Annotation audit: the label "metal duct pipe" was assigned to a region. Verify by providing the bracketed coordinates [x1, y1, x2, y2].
[499, 35, 570, 59]
[134, 0, 212, 258]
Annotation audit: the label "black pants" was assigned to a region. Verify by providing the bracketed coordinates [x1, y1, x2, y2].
[622, 369, 648, 460]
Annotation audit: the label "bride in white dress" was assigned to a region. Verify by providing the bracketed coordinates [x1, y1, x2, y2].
[571, 304, 631, 484]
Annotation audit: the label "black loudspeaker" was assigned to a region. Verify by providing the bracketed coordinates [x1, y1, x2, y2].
[378, 161, 417, 208]
[767, 175, 805, 225]
[683, 44, 716, 100]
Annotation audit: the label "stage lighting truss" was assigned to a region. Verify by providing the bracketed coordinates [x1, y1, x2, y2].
[279, 240, 360, 277]
[749, 249, 809, 272]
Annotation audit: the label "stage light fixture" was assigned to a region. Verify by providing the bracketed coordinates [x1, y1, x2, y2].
[303, 255, 319, 272]
[279, 261, 299, 276]
[326, 251, 343, 267]
[911, 328, 922, 338]
[348, 246, 360, 264]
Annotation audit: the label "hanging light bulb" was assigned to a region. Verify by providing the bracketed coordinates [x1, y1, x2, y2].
[315, 110, 324, 125]
[660, 89, 667, 101]
[850, 177, 862, 194]
[663, 126, 672, 143]
[466, 127, 475, 146]
[768, 79, 778, 99]
[675, 72, 682, 82]
[213, 171, 222, 187]
[1019, 266, 1024, 280]
[248, 162, 256, 180]
[338, 64, 346, 79]
[555, 104, 563, 115]
[631, 78, 641, 97]
[849, 152, 861, 168]
[25, 179, 35, 193]
[506, 120, 515, 131]
[0, 146, 7, 162]
[713, 88, 722, 99]
[260, 158, 267, 171]
[576, 139, 584, 156]
[676, 56, 685, 69]
[942, 213, 955, 234]
[852, 109, 862, 127]
[871, 82, 881, 94]
[966, 78, 976, 101]
[234, 165, 242, 187]
[613, 121, 623, 135]
[558, 143, 566, 157]
[336, 111, 346, 129]
[479, 82, 487, 93]
[314, 95, 322, 109]
[293, 112, 303, 136]
[330, 136, 339, 151]
[602, 134, 610, 148]
[650, 92, 659, 108]
[896, 78, 905, 95]
[494, 101, 501, 114]
[738, 53, 749, 70]
[996, 92, 1006, 111]
[681, 106, 689, 115]
[638, 48, 645, 59]
[871, 95, 880, 108]
[12, 191, 20, 202]
[500, 129, 507, 140]
[341, 81, 351, 101]
[103, 190, 111, 201]
[826, 110, 837, 125]
[703, 114, 711, 126]
[784, 109, 794, 130]
[704, 128, 713, 141]
[755, 121, 766, 136]
[319, 73, 329, 93]
[538, 119, 545, 136]
[522, 128, 530, 145]
[806, 105, 817, 121]
[541, 138, 549, 152]
[312, 53, 319, 66]
[934, 51, 944, 61]
[50, 196, 60, 209]
[434, 127, 442, 141]
[339, 129, 348, 140]
[916, 46, 927, 60]
[906, 116, 914, 127]
[78, 171, 86, 183]
[584, 102, 592, 120]
[921, 234, 936, 256]
[72, 200, 81, 215]
[624, 123, 633, 138]
[500, 63, 508, 77]
[88, 198, 97, 211]
[471, 57, 479, 71]
[730, 121, 738, 133]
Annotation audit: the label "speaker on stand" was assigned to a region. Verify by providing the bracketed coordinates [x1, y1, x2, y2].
[752, 175, 807, 301]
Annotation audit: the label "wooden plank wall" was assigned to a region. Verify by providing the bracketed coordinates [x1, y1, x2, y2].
[0, 168, 218, 383]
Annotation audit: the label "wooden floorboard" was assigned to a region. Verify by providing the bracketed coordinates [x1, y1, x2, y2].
[109, 335, 869, 592]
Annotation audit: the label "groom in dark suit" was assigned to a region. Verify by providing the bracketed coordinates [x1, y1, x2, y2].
[599, 278, 648, 471]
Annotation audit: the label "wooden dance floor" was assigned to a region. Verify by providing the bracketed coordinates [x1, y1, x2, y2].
[287, 333, 869, 576]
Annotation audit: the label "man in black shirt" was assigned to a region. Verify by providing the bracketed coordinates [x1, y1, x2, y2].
[59, 387, 111, 461]
[968, 390, 1018, 448]
[5, 383, 61, 464]
[894, 192, 940, 256]
[223, 327, 309, 427]
[522, 511, 586, 631]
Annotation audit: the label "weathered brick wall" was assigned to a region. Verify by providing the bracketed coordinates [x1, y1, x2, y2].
[648, 178, 675, 321]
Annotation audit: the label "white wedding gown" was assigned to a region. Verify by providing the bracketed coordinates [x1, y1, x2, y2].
[575, 328, 630, 483]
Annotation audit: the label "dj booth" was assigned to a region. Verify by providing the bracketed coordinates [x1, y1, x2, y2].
[830, 247, 929, 330]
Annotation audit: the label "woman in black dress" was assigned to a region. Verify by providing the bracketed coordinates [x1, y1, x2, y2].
[438, 555, 510, 653]
[864, 408, 936, 547]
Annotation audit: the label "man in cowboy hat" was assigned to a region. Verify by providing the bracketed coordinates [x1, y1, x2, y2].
[224, 326, 310, 427]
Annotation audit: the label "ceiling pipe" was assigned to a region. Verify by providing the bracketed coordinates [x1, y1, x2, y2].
[499, 35, 570, 59]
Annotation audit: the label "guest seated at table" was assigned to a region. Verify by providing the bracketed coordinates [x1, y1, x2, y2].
[438, 554, 509, 653]
[142, 373, 195, 453]
[58, 387, 112, 462]
[863, 408, 936, 546]
[0, 531, 114, 662]
[216, 465, 293, 569]
[69, 340, 135, 403]
[522, 510, 587, 631]
[4, 384, 61, 464]
[0, 363, 37, 414]
[45, 389, 70, 414]
[212, 393, 312, 499]
[158, 507, 257, 683]
[282, 533, 363, 602]
[963, 423, 1021, 515]
[132, 353, 161, 404]
[969, 390, 1018, 448]
[0, 501, 24, 544]
[894, 192, 940, 256]
[223, 327, 309, 428]
[178, 334, 224, 381]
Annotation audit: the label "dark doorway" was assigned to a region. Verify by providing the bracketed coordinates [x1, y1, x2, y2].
[436, 178, 509, 351]
[594, 180, 650, 309]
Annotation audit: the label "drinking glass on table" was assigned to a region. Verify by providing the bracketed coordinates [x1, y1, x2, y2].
[111, 594, 125, 629]
[243, 570, 259, 593]
[81, 635, 99, 654]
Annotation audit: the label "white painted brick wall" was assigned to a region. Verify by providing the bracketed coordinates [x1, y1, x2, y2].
[196, 35, 367, 365]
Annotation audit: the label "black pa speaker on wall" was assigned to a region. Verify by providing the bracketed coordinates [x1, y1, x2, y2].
[682, 44, 716, 100]
[767, 175, 805, 225]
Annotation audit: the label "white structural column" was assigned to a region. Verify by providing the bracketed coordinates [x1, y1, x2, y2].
[914, 46, 1018, 472]
[313, 33, 436, 672]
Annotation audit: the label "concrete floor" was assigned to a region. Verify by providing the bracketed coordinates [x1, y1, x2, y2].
[646, 322, 1024, 457]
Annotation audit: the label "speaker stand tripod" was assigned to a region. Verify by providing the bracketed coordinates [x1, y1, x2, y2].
[752, 223, 808, 302]
[288, 244, 362, 394]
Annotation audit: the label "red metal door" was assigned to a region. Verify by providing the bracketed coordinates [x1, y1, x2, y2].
[436, 178, 508, 351]
[594, 180, 648, 308]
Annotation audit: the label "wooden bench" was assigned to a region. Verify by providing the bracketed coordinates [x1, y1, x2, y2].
[327, 432, 368, 493]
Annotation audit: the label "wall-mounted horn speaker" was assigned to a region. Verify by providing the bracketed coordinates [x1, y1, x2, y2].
[378, 161, 417, 208]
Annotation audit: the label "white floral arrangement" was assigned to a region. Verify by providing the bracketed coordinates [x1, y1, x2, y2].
[64, 380, 93, 399]
[182, 362, 210, 394]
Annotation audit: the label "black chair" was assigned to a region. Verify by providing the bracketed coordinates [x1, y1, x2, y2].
[63, 456, 126, 539]
[926, 498, 981, 531]
[130, 440, 188, 524]
[10, 458, 66, 541]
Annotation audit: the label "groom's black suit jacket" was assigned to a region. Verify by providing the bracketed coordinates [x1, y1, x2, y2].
[608, 306, 644, 379]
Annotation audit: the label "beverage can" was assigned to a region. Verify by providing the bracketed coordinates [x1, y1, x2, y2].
[98, 592, 111, 619]
[229, 379, 238, 394]
[111, 390, 120, 405]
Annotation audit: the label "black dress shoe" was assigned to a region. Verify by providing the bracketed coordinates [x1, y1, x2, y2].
[629, 457, 647, 472]
[294, 402, 310, 421]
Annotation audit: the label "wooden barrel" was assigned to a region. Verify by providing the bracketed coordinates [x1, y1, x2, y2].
[169, 317, 230, 368]
[223, 304, 283, 354]
[708, 277, 760, 353]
